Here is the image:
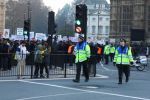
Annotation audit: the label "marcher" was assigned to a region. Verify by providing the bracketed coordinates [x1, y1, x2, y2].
[16, 41, 29, 79]
[34, 44, 44, 78]
[113, 39, 133, 84]
[41, 43, 51, 78]
[73, 35, 91, 83]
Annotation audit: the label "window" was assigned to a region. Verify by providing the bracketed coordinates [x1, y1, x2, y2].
[148, 6, 150, 19]
[106, 18, 109, 21]
[92, 26, 96, 33]
[98, 26, 103, 34]
[92, 17, 96, 21]
[99, 17, 103, 21]
[105, 26, 109, 34]
[148, 21, 150, 32]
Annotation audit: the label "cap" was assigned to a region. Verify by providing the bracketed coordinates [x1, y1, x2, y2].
[78, 34, 84, 40]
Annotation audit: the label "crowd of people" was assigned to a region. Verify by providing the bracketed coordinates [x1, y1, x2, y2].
[0, 38, 149, 81]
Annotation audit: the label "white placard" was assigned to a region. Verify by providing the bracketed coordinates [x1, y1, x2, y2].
[30, 32, 35, 39]
[3, 29, 10, 38]
[35, 33, 47, 40]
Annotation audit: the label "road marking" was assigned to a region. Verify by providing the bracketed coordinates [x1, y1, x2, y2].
[96, 74, 109, 78]
[98, 62, 117, 72]
[0, 74, 108, 82]
[16, 92, 87, 100]
[20, 80, 150, 100]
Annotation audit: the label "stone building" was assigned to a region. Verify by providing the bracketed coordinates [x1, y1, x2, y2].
[86, 0, 110, 42]
[0, 0, 5, 37]
[110, 0, 150, 42]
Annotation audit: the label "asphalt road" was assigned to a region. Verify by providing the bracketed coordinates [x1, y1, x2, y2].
[0, 62, 150, 100]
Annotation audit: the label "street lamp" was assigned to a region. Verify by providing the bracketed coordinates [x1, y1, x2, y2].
[97, 4, 102, 40]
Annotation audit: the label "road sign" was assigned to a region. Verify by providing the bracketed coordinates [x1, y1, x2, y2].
[17, 28, 23, 35]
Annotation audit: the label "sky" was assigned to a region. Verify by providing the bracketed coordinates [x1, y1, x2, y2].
[43, 0, 110, 13]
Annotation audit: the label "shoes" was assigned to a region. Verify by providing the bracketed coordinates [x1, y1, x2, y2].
[40, 75, 45, 78]
[126, 79, 129, 83]
[73, 79, 80, 83]
[85, 79, 89, 82]
[17, 76, 25, 79]
[17, 76, 20, 79]
[47, 75, 49, 78]
[118, 82, 122, 84]
[34, 76, 38, 78]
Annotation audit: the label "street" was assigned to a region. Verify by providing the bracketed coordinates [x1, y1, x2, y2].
[0, 62, 150, 100]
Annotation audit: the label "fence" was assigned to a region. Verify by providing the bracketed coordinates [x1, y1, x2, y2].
[0, 53, 97, 80]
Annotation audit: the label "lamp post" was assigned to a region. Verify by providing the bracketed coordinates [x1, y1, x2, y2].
[97, 4, 102, 40]
[27, 0, 31, 42]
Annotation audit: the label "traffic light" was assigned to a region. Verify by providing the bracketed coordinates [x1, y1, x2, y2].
[48, 11, 56, 35]
[75, 4, 87, 36]
[24, 20, 30, 32]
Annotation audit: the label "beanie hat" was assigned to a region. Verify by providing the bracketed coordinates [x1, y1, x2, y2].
[78, 34, 84, 40]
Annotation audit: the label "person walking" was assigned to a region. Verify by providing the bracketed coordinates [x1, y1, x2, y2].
[104, 42, 110, 64]
[113, 39, 134, 84]
[110, 44, 116, 62]
[73, 35, 91, 83]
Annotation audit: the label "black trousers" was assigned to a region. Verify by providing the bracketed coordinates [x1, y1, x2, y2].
[76, 60, 89, 81]
[104, 54, 109, 64]
[34, 63, 42, 77]
[2, 57, 8, 70]
[34, 63, 49, 77]
[117, 64, 130, 83]
[40, 63, 49, 76]
[110, 53, 115, 62]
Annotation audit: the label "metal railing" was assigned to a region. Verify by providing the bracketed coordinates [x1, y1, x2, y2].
[0, 53, 97, 80]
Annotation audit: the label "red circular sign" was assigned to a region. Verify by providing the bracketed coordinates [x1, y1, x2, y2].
[76, 27, 82, 33]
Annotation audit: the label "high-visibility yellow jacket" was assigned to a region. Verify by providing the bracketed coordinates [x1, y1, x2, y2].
[110, 46, 115, 54]
[113, 46, 134, 65]
[104, 45, 110, 55]
[74, 42, 91, 63]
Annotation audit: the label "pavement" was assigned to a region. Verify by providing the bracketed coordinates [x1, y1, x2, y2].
[0, 62, 150, 100]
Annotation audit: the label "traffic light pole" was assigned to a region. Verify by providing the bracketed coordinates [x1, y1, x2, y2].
[75, 4, 87, 41]
[27, 0, 31, 42]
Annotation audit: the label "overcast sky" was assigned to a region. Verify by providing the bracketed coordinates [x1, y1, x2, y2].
[43, 0, 110, 13]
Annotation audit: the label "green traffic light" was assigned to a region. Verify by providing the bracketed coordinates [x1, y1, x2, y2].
[76, 20, 81, 25]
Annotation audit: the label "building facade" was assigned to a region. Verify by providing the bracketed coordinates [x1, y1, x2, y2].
[85, 0, 110, 42]
[0, 0, 5, 37]
[110, 0, 150, 42]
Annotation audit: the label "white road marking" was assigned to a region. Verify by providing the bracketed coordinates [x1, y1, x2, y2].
[20, 80, 150, 100]
[96, 74, 109, 78]
[16, 92, 87, 100]
[98, 62, 117, 72]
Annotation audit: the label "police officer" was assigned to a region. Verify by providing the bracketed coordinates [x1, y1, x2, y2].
[104, 42, 110, 64]
[110, 44, 115, 62]
[113, 39, 133, 84]
[73, 35, 91, 83]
